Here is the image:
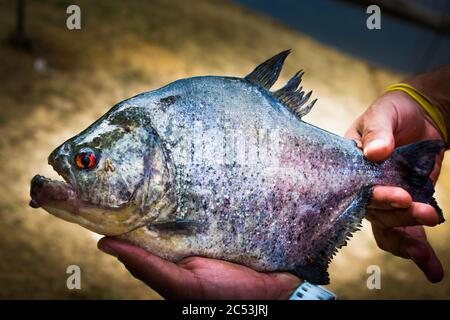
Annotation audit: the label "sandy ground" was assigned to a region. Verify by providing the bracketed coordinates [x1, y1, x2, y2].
[0, 0, 449, 299]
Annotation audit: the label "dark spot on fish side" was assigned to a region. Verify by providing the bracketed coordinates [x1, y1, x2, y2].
[159, 95, 180, 111]
[84, 128, 123, 150]
[108, 107, 152, 131]
[148, 220, 204, 235]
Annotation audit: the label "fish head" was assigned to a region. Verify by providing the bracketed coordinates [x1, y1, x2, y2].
[30, 104, 174, 236]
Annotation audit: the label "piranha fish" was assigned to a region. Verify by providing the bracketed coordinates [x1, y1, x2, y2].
[30, 50, 444, 284]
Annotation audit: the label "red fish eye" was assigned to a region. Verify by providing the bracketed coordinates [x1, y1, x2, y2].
[75, 148, 97, 169]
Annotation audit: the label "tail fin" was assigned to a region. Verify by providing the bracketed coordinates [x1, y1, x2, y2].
[391, 140, 445, 223]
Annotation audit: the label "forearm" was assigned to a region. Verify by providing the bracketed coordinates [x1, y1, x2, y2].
[405, 65, 450, 141]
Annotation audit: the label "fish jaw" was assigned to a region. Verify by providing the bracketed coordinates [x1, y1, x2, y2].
[29, 174, 91, 229]
[30, 175, 77, 210]
[29, 175, 149, 236]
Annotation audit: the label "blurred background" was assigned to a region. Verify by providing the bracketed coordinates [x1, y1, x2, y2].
[0, 0, 449, 299]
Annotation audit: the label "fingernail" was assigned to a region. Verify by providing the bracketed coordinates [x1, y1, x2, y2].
[390, 202, 404, 208]
[99, 243, 119, 258]
[364, 139, 386, 156]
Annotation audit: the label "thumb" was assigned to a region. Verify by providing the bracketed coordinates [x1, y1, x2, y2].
[359, 105, 396, 162]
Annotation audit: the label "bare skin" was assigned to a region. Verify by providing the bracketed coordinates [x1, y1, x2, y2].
[98, 237, 300, 300]
[345, 90, 445, 283]
[99, 66, 450, 298]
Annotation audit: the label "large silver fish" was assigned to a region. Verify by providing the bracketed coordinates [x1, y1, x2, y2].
[30, 51, 444, 284]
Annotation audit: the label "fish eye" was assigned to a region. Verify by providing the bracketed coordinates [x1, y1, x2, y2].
[74, 148, 97, 170]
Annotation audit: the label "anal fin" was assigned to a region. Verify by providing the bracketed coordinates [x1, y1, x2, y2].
[290, 263, 330, 285]
[293, 187, 372, 285]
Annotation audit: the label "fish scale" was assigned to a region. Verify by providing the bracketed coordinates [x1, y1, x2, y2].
[30, 51, 444, 284]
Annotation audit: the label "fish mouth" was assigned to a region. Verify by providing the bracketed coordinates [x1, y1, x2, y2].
[29, 174, 150, 236]
[29, 174, 77, 209]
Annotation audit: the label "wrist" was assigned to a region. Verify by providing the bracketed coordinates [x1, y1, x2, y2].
[405, 76, 450, 111]
[404, 69, 450, 145]
[384, 84, 448, 146]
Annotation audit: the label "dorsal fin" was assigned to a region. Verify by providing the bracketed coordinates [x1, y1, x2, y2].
[245, 50, 291, 89]
[246, 50, 318, 119]
[273, 71, 317, 118]
[274, 70, 304, 95]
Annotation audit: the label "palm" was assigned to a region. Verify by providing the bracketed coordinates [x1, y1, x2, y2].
[163, 257, 299, 299]
[99, 237, 300, 300]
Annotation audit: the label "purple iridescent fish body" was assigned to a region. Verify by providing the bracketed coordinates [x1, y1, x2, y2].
[30, 51, 444, 284]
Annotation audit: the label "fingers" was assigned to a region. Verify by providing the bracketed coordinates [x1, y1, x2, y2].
[369, 186, 412, 209]
[98, 238, 302, 300]
[367, 202, 440, 227]
[345, 122, 363, 148]
[407, 242, 444, 283]
[345, 99, 397, 162]
[98, 237, 189, 299]
[348, 93, 445, 283]
[358, 105, 396, 161]
[372, 225, 443, 283]
[368, 186, 439, 227]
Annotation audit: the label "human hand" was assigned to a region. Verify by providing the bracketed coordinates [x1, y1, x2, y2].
[345, 90, 445, 283]
[98, 237, 300, 300]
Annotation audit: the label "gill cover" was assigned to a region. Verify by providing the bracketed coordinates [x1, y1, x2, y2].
[49, 105, 174, 216]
